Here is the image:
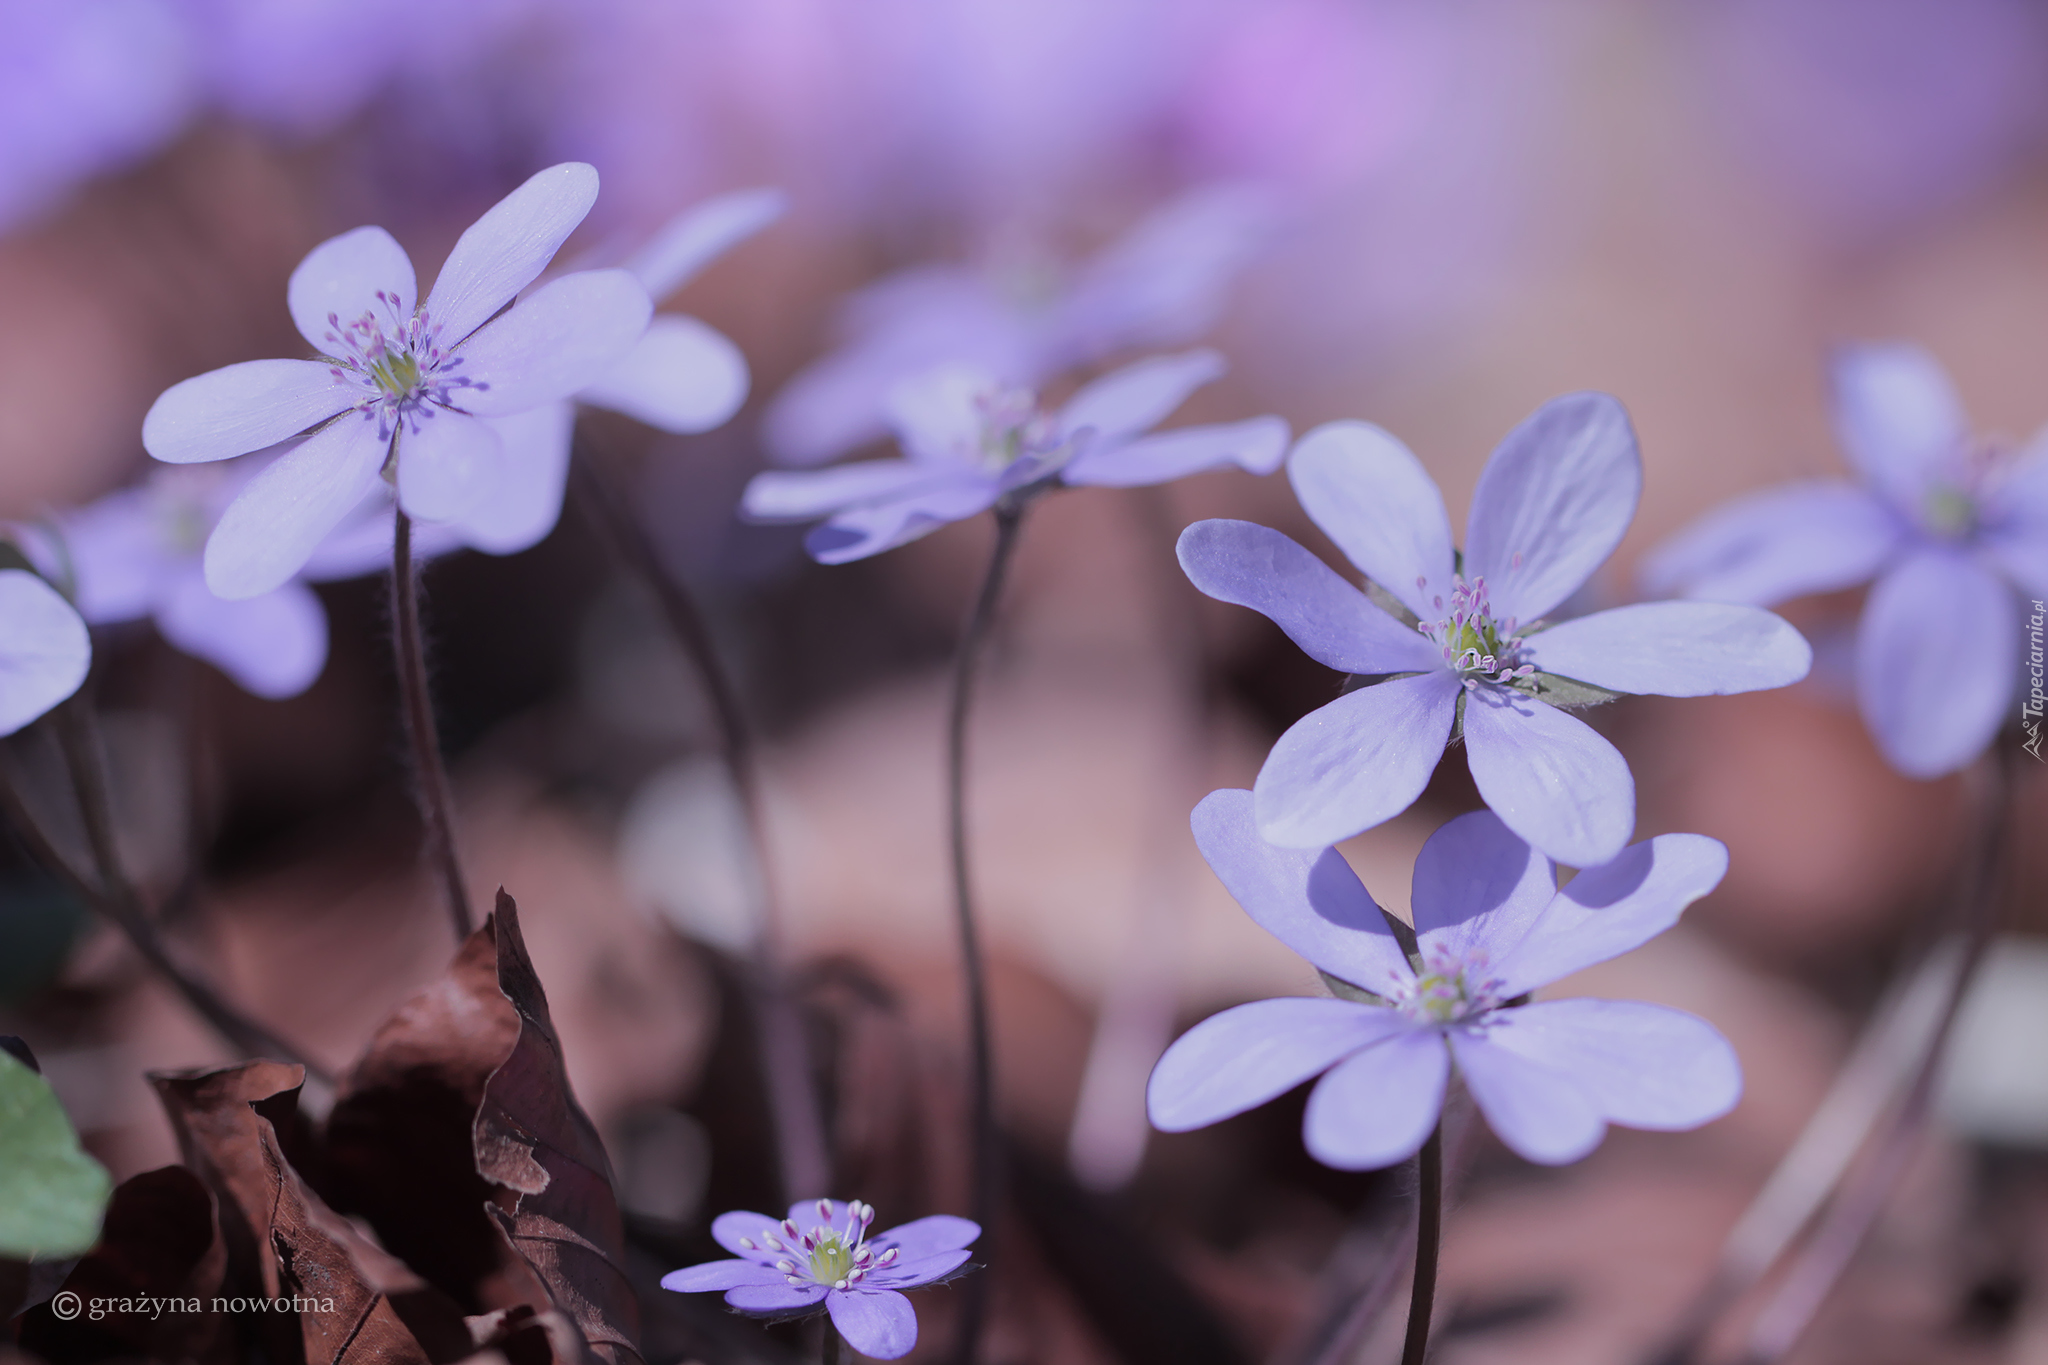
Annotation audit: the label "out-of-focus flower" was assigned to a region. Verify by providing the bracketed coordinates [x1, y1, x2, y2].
[661, 1198, 977, 1360]
[0, 567, 91, 737]
[762, 185, 1273, 466]
[745, 349, 1287, 564]
[1148, 790, 1741, 1168]
[26, 464, 326, 700]
[1644, 344, 2048, 778]
[1180, 395, 1811, 866]
[141, 163, 650, 599]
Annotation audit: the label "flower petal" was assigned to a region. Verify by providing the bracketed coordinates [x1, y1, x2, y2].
[457, 403, 574, 555]
[711, 1210, 785, 1258]
[423, 162, 599, 346]
[1302, 1029, 1449, 1170]
[58, 490, 167, 623]
[454, 269, 652, 417]
[1190, 788, 1409, 987]
[624, 187, 786, 301]
[827, 1288, 918, 1360]
[883, 363, 1000, 466]
[1475, 999, 1741, 1131]
[1489, 833, 1728, 999]
[1287, 420, 1453, 620]
[1523, 601, 1812, 697]
[158, 575, 327, 700]
[742, 462, 943, 522]
[1176, 520, 1441, 676]
[865, 1249, 971, 1289]
[870, 1216, 980, 1258]
[1408, 810, 1554, 964]
[1449, 1029, 1604, 1164]
[1832, 343, 1966, 508]
[1638, 481, 1904, 606]
[804, 482, 1002, 565]
[1063, 416, 1289, 488]
[0, 571, 90, 737]
[1856, 548, 2017, 777]
[288, 225, 415, 355]
[1983, 445, 2048, 598]
[396, 410, 503, 522]
[204, 415, 388, 599]
[1463, 393, 1640, 622]
[726, 1282, 829, 1314]
[1056, 349, 1222, 444]
[1461, 686, 1633, 867]
[578, 316, 747, 433]
[660, 1258, 787, 1292]
[1253, 671, 1461, 849]
[143, 360, 358, 465]
[1148, 997, 1407, 1132]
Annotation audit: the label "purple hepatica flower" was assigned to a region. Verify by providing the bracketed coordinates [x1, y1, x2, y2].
[1148, 789, 1741, 1168]
[1179, 394, 1812, 867]
[24, 464, 326, 700]
[745, 349, 1287, 565]
[0, 566, 90, 737]
[762, 185, 1273, 467]
[661, 1198, 978, 1360]
[141, 162, 651, 600]
[1643, 343, 2048, 779]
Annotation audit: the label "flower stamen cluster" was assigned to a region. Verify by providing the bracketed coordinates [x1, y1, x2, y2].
[970, 385, 1062, 473]
[1387, 943, 1506, 1026]
[323, 291, 487, 440]
[736, 1199, 896, 1291]
[1417, 574, 1536, 690]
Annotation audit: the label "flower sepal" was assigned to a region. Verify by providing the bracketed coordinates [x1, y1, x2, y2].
[1318, 969, 1389, 1006]
[1522, 672, 1625, 709]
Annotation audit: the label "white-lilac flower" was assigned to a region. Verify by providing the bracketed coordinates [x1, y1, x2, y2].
[25, 464, 325, 700]
[1148, 790, 1741, 1169]
[1179, 394, 1812, 867]
[0, 567, 90, 737]
[660, 1198, 978, 1361]
[762, 185, 1273, 467]
[1643, 343, 2048, 778]
[140, 162, 651, 600]
[744, 349, 1287, 564]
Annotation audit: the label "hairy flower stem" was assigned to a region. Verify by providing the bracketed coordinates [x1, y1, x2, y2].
[567, 447, 830, 1205]
[949, 503, 1028, 1365]
[8, 702, 327, 1078]
[1736, 746, 2017, 1364]
[1401, 1124, 1444, 1365]
[390, 510, 473, 942]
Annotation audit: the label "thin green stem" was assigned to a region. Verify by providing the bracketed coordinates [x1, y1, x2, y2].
[1401, 1124, 1444, 1365]
[948, 504, 1028, 1365]
[390, 509, 473, 941]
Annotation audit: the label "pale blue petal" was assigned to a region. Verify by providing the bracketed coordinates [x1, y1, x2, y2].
[1638, 481, 1904, 606]
[1175, 520, 1440, 675]
[1286, 420, 1453, 620]
[1063, 417, 1288, 488]
[1856, 548, 2016, 777]
[882, 364, 999, 467]
[743, 462, 945, 522]
[1489, 833, 1728, 999]
[1449, 1029, 1604, 1164]
[454, 269, 652, 417]
[1148, 997, 1406, 1132]
[578, 316, 747, 434]
[423, 162, 599, 346]
[871, 1216, 979, 1258]
[59, 490, 167, 623]
[1982, 447, 2048, 597]
[806, 482, 1001, 564]
[661, 1259, 786, 1292]
[1523, 601, 1812, 697]
[1056, 349, 1221, 444]
[1190, 788, 1409, 988]
[1302, 1030, 1449, 1170]
[624, 187, 786, 301]
[396, 410, 502, 522]
[143, 360, 357, 465]
[158, 574, 326, 700]
[204, 414, 387, 599]
[288, 225, 415, 355]
[1408, 810, 1554, 965]
[1253, 671, 1462, 849]
[727, 1282, 829, 1313]
[1831, 343, 1966, 509]
[865, 1250, 970, 1289]
[0, 571, 90, 737]
[1476, 1000, 1741, 1131]
[711, 1209, 785, 1258]
[1461, 687, 1634, 868]
[828, 1288, 918, 1359]
[1464, 393, 1640, 623]
[457, 403, 573, 555]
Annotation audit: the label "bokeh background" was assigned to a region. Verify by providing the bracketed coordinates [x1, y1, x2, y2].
[4, 1, 2048, 1361]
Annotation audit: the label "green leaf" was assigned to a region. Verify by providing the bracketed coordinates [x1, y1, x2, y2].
[1523, 672, 1625, 709]
[0, 1049, 111, 1258]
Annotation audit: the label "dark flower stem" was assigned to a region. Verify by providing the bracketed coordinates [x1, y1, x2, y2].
[949, 503, 1029, 1365]
[567, 447, 830, 1205]
[821, 1324, 842, 1365]
[391, 509, 474, 942]
[1400, 1124, 1444, 1365]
